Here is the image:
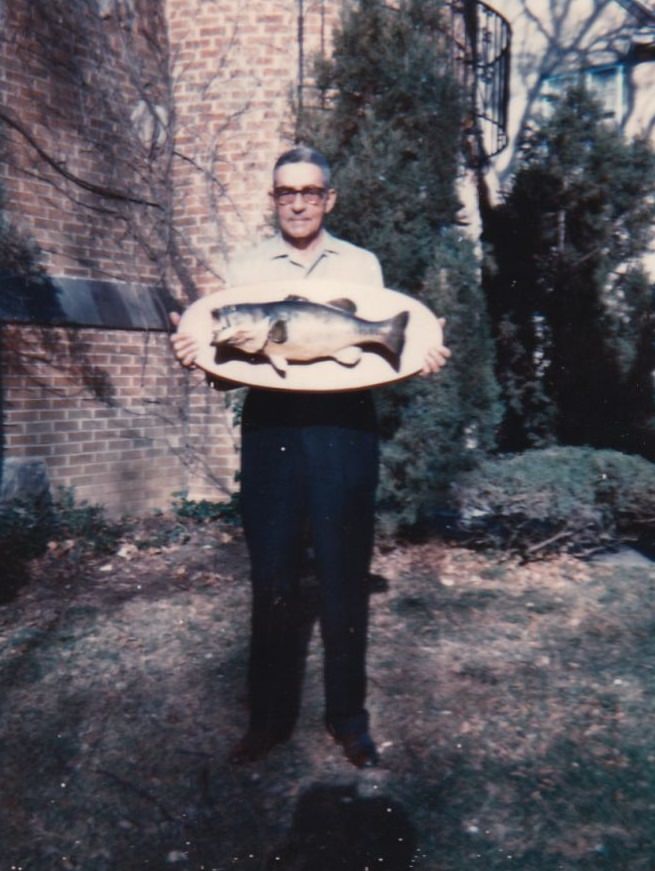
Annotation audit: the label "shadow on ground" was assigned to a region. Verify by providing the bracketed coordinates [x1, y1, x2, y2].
[1, 515, 654, 869]
[266, 783, 417, 870]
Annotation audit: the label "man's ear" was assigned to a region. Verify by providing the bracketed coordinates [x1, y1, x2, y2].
[325, 188, 337, 214]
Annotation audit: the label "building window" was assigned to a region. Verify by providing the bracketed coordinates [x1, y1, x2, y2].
[541, 64, 627, 123]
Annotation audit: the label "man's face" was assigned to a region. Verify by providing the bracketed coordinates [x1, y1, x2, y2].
[271, 161, 336, 249]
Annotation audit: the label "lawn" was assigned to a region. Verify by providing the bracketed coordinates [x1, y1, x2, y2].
[1, 514, 654, 870]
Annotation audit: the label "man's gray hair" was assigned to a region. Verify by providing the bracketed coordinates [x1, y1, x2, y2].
[273, 146, 331, 186]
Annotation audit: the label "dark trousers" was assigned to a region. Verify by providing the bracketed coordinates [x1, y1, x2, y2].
[240, 389, 379, 738]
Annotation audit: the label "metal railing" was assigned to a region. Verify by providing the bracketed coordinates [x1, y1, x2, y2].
[296, 0, 511, 165]
[445, 0, 511, 162]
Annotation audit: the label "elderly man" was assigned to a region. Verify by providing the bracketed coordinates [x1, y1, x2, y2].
[172, 146, 449, 768]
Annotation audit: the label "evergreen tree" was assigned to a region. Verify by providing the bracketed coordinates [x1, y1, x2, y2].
[483, 86, 655, 457]
[376, 229, 502, 531]
[301, 0, 501, 532]
[301, 0, 461, 291]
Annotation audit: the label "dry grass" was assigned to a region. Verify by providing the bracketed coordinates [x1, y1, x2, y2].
[1, 515, 654, 870]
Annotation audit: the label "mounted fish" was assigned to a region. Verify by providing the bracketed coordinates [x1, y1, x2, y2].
[210, 295, 409, 377]
[176, 278, 444, 392]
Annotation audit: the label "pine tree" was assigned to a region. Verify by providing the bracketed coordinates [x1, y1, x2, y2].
[484, 86, 655, 457]
[301, 0, 461, 291]
[301, 0, 501, 532]
[375, 229, 502, 532]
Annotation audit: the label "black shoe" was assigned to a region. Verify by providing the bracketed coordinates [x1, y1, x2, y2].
[228, 729, 291, 764]
[334, 731, 379, 768]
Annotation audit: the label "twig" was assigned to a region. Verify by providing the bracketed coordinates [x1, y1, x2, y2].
[95, 767, 176, 821]
[524, 528, 574, 557]
[0, 107, 162, 209]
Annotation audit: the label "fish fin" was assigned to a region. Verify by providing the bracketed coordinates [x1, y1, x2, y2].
[327, 297, 357, 313]
[283, 294, 309, 302]
[334, 346, 363, 367]
[268, 319, 288, 344]
[268, 354, 289, 376]
[215, 325, 259, 347]
[382, 310, 409, 370]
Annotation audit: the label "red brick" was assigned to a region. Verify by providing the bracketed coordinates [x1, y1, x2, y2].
[0, 0, 344, 513]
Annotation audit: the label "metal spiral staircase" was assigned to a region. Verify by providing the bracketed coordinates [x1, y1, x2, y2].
[296, 0, 512, 167]
[446, 0, 511, 164]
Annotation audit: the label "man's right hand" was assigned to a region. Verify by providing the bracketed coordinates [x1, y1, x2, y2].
[169, 311, 200, 368]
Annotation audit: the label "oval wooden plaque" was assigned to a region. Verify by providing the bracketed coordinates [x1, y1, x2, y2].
[177, 279, 443, 392]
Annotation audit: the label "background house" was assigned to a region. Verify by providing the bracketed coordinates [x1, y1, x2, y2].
[480, 0, 655, 267]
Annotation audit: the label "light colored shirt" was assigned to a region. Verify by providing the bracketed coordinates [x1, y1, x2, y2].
[226, 231, 384, 288]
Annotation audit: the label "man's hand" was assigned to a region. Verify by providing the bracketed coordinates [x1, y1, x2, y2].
[169, 311, 239, 391]
[420, 318, 451, 376]
[169, 311, 200, 368]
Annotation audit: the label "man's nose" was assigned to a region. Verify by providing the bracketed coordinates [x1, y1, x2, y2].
[290, 192, 307, 209]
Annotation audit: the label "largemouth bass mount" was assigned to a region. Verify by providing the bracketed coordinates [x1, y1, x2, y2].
[210, 295, 409, 377]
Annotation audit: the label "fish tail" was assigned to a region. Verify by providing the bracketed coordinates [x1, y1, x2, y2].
[382, 310, 409, 369]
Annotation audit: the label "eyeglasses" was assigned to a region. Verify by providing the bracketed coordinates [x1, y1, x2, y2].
[272, 186, 328, 206]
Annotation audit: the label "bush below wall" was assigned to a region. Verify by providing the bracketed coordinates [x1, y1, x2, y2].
[451, 446, 655, 560]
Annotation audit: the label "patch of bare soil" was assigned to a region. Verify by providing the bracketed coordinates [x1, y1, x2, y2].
[1, 515, 654, 870]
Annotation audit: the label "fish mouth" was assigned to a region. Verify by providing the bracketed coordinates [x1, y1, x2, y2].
[211, 324, 235, 344]
[212, 332, 242, 348]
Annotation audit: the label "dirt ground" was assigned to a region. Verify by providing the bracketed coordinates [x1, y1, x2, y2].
[1, 514, 654, 871]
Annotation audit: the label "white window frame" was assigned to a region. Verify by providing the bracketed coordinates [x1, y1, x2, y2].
[540, 63, 627, 123]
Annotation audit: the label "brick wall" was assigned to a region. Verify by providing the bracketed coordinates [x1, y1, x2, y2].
[166, 0, 341, 293]
[1, 324, 238, 514]
[0, 0, 343, 516]
[0, 0, 169, 285]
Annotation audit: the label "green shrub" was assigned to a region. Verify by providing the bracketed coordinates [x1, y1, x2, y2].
[171, 491, 241, 526]
[451, 447, 655, 559]
[0, 486, 125, 567]
[375, 231, 502, 536]
[52, 487, 125, 554]
[483, 86, 655, 455]
[0, 498, 54, 563]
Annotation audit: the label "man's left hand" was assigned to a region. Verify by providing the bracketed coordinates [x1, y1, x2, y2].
[420, 318, 451, 376]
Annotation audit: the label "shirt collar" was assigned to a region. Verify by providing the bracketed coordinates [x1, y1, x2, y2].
[271, 230, 340, 264]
